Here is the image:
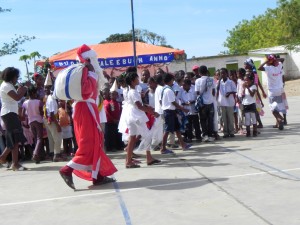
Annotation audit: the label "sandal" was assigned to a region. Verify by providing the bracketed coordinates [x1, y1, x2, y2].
[131, 159, 142, 164]
[126, 163, 141, 169]
[59, 171, 75, 190]
[161, 149, 174, 154]
[93, 177, 116, 185]
[183, 144, 192, 151]
[12, 165, 28, 171]
[147, 159, 162, 166]
[132, 153, 141, 158]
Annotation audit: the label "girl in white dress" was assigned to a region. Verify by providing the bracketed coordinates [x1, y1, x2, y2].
[122, 72, 160, 168]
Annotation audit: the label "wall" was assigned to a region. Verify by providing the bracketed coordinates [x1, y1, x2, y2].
[169, 47, 300, 86]
[169, 54, 248, 74]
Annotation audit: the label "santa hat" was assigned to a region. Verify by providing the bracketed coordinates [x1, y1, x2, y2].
[44, 69, 53, 86]
[77, 44, 94, 63]
[77, 44, 108, 90]
[110, 79, 118, 92]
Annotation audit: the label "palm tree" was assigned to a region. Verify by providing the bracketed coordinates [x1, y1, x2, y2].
[19, 54, 31, 80]
[30, 51, 41, 72]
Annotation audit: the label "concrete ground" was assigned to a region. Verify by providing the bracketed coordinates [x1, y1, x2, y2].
[0, 96, 299, 225]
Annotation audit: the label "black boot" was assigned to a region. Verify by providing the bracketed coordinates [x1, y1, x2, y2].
[246, 126, 251, 137]
[253, 124, 258, 137]
[283, 114, 287, 125]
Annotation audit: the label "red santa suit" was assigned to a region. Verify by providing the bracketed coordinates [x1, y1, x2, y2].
[62, 44, 117, 182]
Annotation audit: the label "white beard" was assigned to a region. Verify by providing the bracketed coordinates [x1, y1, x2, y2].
[80, 49, 108, 91]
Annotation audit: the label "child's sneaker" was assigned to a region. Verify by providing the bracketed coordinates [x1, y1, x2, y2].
[208, 137, 215, 142]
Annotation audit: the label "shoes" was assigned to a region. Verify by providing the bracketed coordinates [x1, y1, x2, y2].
[12, 165, 28, 171]
[131, 158, 142, 164]
[203, 136, 209, 142]
[126, 164, 141, 169]
[32, 155, 40, 164]
[93, 177, 116, 185]
[223, 134, 229, 138]
[229, 134, 235, 138]
[246, 133, 251, 137]
[278, 121, 284, 130]
[167, 144, 179, 148]
[207, 137, 215, 142]
[161, 149, 175, 154]
[183, 144, 192, 151]
[147, 159, 162, 166]
[59, 171, 75, 189]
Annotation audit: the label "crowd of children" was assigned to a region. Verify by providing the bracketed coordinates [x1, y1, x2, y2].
[0, 54, 288, 171]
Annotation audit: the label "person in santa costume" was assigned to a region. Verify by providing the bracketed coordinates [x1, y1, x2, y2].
[59, 44, 117, 189]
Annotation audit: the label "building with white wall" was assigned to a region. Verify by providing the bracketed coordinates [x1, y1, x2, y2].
[168, 45, 300, 85]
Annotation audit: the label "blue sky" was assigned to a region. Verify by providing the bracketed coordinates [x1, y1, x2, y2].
[1, 0, 277, 78]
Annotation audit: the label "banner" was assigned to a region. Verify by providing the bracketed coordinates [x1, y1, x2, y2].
[54, 60, 77, 68]
[54, 53, 174, 69]
[99, 53, 174, 68]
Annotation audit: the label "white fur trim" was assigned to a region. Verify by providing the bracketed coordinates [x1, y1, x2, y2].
[67, 160, 93, 172]
[81, 49, 97, 60]
[91, 158, 101, 179]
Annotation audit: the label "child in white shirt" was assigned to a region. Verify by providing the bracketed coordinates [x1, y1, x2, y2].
[242, 72, 257, 137]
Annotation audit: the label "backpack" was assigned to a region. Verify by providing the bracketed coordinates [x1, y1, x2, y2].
[195, 77, 213, 112]
[195, 94, 204, 112]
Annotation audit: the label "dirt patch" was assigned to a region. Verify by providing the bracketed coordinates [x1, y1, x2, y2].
[284, 79, 300, 96]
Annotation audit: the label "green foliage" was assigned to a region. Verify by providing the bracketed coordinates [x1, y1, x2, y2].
[0, 7, 11, 13]
[0, 35, 36, 57]
[224, 0, 300, 54]
[0, 7, 35, 57]
[100, 29, 171, 47]
[19, 54, 30, 80]
[41, 59, 51, 77]
[100, 33, 140, 43]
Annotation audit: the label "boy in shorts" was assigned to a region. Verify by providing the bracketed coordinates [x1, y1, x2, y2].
[160, 73, 192, 154]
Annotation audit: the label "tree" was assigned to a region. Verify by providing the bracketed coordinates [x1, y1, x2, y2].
[100, 33, 141, 43]
[19, 55, 31, 80]
[100, 29, 172, 47]
[0, 7, 11, 13]
[224, 0, 300, 54]
[30, 51, 41, 72]
[0, 6, 35, 58]
[133, 29, 167, 46]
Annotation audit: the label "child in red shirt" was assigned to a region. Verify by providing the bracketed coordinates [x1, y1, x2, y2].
[103, 90, 123, 152]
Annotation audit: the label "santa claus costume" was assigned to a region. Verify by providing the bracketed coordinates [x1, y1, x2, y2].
[59, 44, 117, 189]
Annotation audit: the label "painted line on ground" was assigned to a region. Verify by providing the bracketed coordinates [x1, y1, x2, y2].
[223, 147, 300, 181]
[1, 167, 300, 207]
[112, 177, 132, 225]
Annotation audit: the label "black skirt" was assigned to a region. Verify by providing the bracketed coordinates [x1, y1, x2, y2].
[1, 112, 27, 149]
[243, 103, 257, 113]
